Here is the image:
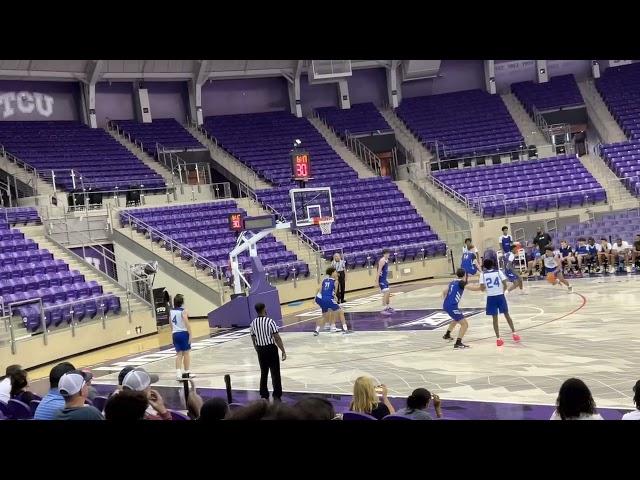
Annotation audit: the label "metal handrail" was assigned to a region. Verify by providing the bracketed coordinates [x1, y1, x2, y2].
[119, 211, 226, 302]
[428, 174, 473, 209]
[344, 132, 383, 176]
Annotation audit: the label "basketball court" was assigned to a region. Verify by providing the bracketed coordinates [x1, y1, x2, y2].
[92, 274, 640, 416]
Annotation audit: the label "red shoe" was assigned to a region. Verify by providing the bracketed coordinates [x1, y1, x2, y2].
[496, 338, 504, 347]
[512, 333, 521, 342]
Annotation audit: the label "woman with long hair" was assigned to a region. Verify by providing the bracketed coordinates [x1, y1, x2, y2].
[10, 369, 39, 405]
[550, 378, 603, 420]
[349, 376, 395, 420]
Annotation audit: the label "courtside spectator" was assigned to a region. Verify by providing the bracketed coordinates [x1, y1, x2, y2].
[550, 378, 603, 420]
[227, 399, 270, 420]
[104, 390, 149, 421]
[121, 368, 171, 420]
[294, 396, 336, 420]
[34, 362, 76, 420]
[349, 376, 395, 420]
[395, 388, 443, 420]
[622, 380, 640, 420]
[56, 371, 104, 420]
[82, 368, 98, 401]
[0, 364, 21, 403]
[261, 402, 302, 420]
[10, 369, 39, 404]
[198, 398, 230, 421]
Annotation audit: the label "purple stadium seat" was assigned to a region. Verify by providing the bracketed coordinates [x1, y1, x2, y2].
[7, 399, 32, 419]
[342, 411, 378, 420]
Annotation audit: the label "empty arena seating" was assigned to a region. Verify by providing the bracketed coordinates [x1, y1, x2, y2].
[203, 111, 359, 185]
[432, 155, 606, 217]
[596, 62, 640, 140]
[395, 89, 524, 159]
[1, 207, 40, 226]
[111, 118, 204, 156]
[558, 210, 640, 245]
[120, 200, 309, 281]
[314, 102, 391, 136]
[0, 121, 166, 192]
[0, 219, 121, 333]
[255, 176, 447, 264]
[511, 74, 584, 115]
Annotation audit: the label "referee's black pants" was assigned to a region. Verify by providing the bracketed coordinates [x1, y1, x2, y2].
[337, 270, 346, 303]
[256, 344, 282, 400]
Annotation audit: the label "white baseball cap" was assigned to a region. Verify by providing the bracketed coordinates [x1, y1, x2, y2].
[122, 368, 159, 391]
[58, 370, 91, 397]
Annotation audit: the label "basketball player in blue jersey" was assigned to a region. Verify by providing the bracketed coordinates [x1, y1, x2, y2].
[498, 226, 513, 255]
[504, 244, 524, 292]
[442, 268, 483, 349]
[462, 238, 472, 254]
[479, 259, 520, 347]
[558, 240, 576, 274]
[377, 249, 394, 315]
[543, 247, 573, 292]
[314, 267, 350, 335]
[461, 243, 481, 277]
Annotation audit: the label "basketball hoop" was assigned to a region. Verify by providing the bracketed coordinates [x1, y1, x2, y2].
[313, 216, 334, 235]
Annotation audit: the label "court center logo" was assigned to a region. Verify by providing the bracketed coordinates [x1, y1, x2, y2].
[0, 91, 54, 118]
[388, 308, 484, 330]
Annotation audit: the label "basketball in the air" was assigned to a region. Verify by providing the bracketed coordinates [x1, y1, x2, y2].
[546, 272, 557, 284]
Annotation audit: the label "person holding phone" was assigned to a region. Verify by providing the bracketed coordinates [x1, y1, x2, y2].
[350, 376, 395, 420]
[250, 303, 287, 402]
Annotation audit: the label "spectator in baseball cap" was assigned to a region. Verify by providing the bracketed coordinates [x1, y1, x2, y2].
[121, 368, 170, 420]
[55, 370, 104, 420]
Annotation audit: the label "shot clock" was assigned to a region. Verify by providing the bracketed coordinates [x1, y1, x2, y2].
[291, 151, 311, 181]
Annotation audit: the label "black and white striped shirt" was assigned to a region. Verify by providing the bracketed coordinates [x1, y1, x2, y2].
[250, 316, 279, 346]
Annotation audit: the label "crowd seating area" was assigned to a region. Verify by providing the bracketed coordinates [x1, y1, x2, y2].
[111, 118, 204, 156]
[256, 176, 446, 263]
[432, 155, 606, 217]
[314, 102, 391, 137]
[596, 62, 640, 140]
[395, 89, 524, 159]
[558, 210, 640, 246]
[0, 220, 121, 333]
[203, 111, 358, 185]
[0, 121, 166, 192]
[511, 74, 584, 115]
[1, 207, 40, 226]
[594, 63, 640, 197]
[120, 201, 309, 282]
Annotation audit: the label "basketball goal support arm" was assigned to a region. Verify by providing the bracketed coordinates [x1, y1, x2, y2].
[229, 221, 292, 295]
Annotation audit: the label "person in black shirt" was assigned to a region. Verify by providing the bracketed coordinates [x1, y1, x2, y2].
[533, 226, 552, 253]
[349, 376, 395, 420]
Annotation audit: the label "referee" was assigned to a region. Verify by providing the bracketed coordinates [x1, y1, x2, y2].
[331, 252, 347, 303]
[249, 303, 287, 402]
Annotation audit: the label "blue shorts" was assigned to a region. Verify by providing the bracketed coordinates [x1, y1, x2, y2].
[486, 294, 508, 316]
[505, 269, 519, 282]
[315, 297, 340, 313]
[379, 279, 389, 292]
[444, 305, 464, 321]
[545, 266, 558, 275]
[172, 331, 191, 352]
[462, 264, 478, 275]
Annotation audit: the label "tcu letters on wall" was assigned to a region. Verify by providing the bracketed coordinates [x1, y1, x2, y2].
[0, 91, 54, 118]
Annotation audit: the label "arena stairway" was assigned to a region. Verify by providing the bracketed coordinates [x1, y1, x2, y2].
[501, 93, 553, 151]
[577, 79, 627, 144]
[0, 225, 153, 346]
[307, 116, 376, 178]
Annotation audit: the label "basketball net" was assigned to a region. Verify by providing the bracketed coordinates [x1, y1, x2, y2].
[313, 216, 334, 235]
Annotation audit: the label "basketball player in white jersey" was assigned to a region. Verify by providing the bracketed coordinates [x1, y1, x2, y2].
[479, 258, 520, 347]
[170, 294, 194, 380]
[543, 247, 573, 292]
